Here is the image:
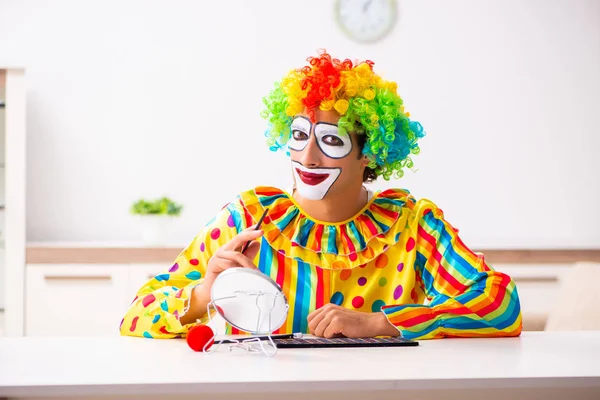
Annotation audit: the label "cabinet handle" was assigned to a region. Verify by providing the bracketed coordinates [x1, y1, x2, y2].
[44, 275, 112, 281]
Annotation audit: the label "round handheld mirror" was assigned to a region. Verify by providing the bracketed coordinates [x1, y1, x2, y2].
[211, 268, 289, 335]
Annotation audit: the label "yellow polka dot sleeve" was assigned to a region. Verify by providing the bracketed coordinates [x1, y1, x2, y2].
[119, 202, 246, 338]
[381, 202, 523, 339]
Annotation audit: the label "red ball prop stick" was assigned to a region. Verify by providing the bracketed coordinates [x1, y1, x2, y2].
[186, 325, 215, 352]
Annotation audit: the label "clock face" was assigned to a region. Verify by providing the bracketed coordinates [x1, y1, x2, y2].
[335, 0, 397, 43]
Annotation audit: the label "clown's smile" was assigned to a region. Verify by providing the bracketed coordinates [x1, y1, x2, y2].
[296, 169, 330, 186]
[292, 161, 341, 200]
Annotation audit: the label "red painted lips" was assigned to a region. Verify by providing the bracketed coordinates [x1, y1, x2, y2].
[296, 169, 329, 186]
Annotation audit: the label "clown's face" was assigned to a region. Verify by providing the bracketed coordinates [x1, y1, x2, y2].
[289, 109, 368, 201]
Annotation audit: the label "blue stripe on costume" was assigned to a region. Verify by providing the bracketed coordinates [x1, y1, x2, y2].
[258, 237, 273, 278]
[276, 208, 299, 231]
[415, 251, 440, 298]
[293, 260, 312, 334]
[422, 212, 476, 281]
[260, 193, 288, 207]
[297, 219, 314, 247]
[327, 226, 337, 253]
[364, 209, 390, 232]
[348, 222, 366, 249]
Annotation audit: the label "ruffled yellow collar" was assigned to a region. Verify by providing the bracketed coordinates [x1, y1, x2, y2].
[239, 186, 416, 269]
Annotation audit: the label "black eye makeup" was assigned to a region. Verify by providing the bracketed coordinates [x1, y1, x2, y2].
[289, 116, 311, 152]
[314, 123, 353, 159]
[321, 135, 344, 146]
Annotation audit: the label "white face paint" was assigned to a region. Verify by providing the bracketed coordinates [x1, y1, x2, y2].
[314, 123, 353, 159]
[288, 116, 353, 200]
[292, 161, 341, 200]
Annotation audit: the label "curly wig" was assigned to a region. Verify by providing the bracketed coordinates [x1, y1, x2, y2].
[261, 50, 425, 182]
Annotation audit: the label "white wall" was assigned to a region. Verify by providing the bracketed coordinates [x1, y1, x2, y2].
[0, 0, 598, 249]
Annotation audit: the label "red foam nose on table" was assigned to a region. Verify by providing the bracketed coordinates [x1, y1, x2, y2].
[186, 325, 215, 352]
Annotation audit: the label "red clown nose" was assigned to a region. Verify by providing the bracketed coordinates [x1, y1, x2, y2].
[186, 325, 215, 352]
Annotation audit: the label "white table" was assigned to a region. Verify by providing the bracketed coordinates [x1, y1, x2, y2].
[1, 331, 599, 400]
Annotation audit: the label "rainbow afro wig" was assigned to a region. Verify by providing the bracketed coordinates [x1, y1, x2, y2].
[261, 50, 425, 181]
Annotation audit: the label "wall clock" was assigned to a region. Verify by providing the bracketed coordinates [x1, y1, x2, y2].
[335, 0, 397, 43]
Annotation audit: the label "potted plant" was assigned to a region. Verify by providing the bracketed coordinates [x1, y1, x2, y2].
[130, 197, 183, 244]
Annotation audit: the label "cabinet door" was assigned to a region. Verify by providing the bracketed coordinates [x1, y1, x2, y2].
[494, 264, 571, 316]
[25, 264, 130, 336]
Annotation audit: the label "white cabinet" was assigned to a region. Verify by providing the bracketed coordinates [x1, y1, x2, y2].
[21, 261, 575, 336]
[493, 264, 572, 330]
[23, 262, 228, 337]
[24, 263, 174, 337]
[25, 264, 130, 336]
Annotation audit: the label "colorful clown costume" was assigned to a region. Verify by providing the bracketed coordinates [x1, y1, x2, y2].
[120, 186, 523, 340]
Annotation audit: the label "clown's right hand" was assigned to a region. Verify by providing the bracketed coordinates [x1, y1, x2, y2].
[179, 225, 263, 325]
[203, 224, 264, 286]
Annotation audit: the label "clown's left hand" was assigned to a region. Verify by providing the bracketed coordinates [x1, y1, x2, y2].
[307, 303, 400, 338]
